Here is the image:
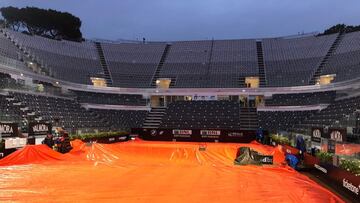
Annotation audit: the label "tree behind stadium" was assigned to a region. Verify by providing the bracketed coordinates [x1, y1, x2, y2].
[0, 6, 82, 41]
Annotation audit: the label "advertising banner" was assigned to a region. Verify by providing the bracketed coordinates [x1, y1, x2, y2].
[311, 128, 323, 143]
[28, 122, 52, 137]
[134, 128, 257, 143]
[0, 122, 18, 138]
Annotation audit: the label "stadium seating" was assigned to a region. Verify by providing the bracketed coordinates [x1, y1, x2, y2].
[263, 34, 337, 87]
[265, 91, 336, 106]
[2, 29, 360, 87]
[73, 91, 147, 106]
[295, 96, 360, 129]
[9, 92, 108, 132]
[210, 39, 258, 75]
[160, 100, 258, 130]
[323, 32, 360, 82]
[0, 94, 23, 123]
[101, 42, 166, 87]
[0, 32, 22, 60]
[91, 109, 148, 130]
[4, 29, 103, 85]
[0, 73, 24, 90]
[258, 110, 316, 131]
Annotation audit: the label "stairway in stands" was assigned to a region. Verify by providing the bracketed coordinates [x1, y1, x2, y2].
[240, 108, 259, 130]
[206, 39, 215, 76]
[142, 107, 167, 128]
[309, 32, 344, 85]
[151, 44, 172, 87]
[95, 42, 113, 86]
[256, 41, 267, 87]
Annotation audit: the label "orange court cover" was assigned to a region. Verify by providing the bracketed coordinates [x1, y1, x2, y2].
[0, 140, 344, 202]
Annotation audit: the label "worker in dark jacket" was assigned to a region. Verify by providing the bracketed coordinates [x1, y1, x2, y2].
[58, 132, 73, 153]
[42, 134, 54, 148]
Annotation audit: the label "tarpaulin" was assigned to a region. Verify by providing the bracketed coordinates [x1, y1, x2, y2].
[0, 140, 344, 202]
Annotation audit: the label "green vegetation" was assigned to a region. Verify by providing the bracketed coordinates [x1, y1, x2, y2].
[70, 131, 129, 141]
[319, 24, 360, 36]
[315, 151, 333, 164]
[316, 151, 360, 176]
[270, 134, 291, 146]
[0, 6, 82, 41]
[339, 158, 360, 176]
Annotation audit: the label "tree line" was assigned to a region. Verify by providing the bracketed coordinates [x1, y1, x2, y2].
[318, 24, 360, 36]
[0, 6, 82, 41]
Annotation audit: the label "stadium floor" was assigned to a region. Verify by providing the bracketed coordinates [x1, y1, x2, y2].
[0, 140, 344, 202]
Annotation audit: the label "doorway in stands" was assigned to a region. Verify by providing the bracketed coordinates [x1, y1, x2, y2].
[150, 96, 166, 107]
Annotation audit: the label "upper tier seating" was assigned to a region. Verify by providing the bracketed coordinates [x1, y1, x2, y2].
[0, 32, 21, 60]
[102, 42, 166, 87]
[0, 32, 29, 71]
[161, 40, 258, 88]
[210, 39, 258, 76]
[2, 29, 360, 88]
[263, 34, 337, 87]
[4, 29, 103, 84]
[323, 31, 360, 82]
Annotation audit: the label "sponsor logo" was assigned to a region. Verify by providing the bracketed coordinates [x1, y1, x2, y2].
[312, 129, 321, 138]
[260, 156, 273, 164]
[314, 164, 328, 174]
[172, 130, 192, 135]
[228, 132, 244, 137]
[108, 138, 115, 142]
[200, 130, 221, 136]
[32, 124, 49, 133]
[118, 136, 127, 140]
[343, 179, 359, 195]
[0, 124, 14, 134]
[150, 130, 157, 136]
[330, 130, 343, 142]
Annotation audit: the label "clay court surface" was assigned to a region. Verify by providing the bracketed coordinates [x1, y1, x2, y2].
[0, 140, 344, 202]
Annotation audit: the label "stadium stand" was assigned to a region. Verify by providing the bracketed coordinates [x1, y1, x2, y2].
[101, 42, 166, 87]
[265, 91, 336, 106]
[0, 94, 23, 123]
[3, 29, 103, 84]
[295, 96, 360, 129]
[73, 91, 147, 106]
[2, 29, 360, 87]
[210, 39, 258, 76]
[0, 32, 22, 60]
[0, 72, 24, 89]
[323, 31, 360, 82]
[160, 100, 258, 130]
[9, 92, 109, 132]
[258, 110, 316, 131]
[263, 34, 337, 87]
[91, 109, 148, 130]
